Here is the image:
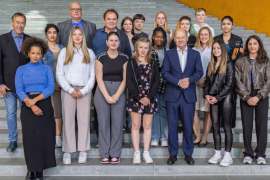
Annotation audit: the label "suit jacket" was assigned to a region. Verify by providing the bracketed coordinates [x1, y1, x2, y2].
[0, 31, 31, 92]
[161, 47, 203, 103]
[57, 19, 96, 47]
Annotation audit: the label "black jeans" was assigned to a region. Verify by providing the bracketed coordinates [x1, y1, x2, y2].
[240, 84, 268, 158]
[210, 93, 233, 152]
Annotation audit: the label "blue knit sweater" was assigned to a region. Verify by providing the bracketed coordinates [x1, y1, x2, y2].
[15, 62, 55, 101]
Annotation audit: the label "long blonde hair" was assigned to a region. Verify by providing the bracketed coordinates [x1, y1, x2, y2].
[194, 27, 214, 49]
[132, 37, 152, 64]
[64, 26, 91, 65]
[207, 40, 228, 77]
[152, 11, 171, 34]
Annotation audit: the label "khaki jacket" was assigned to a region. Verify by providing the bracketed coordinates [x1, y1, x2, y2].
[235, 56, 270, 101]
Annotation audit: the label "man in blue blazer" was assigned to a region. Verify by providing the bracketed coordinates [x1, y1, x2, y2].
[161, 28, 203, 165]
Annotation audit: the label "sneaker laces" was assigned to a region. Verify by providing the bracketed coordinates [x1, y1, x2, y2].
[257, 157, 265, 162]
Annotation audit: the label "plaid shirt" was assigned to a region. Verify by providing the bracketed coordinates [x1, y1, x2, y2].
[151, 48, 166, 94]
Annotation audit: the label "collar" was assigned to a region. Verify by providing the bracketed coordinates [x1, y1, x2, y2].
[101, 26, 119, 33]
[71, 19, 82, 25]
[177, 45, 188, 53]
[199, 46, 211, 52]
[11, 30, 23, 38]
[73, 47, 82, 54]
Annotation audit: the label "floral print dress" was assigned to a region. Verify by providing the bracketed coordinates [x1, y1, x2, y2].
[127, 62, 158, 114]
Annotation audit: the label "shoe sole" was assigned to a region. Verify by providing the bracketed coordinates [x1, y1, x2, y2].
[101, 161, 110, 164]
[243, 161, 252, 164]
[208, 159, 222, 164]
[220, 161, 233, 167]
[143, 158, 153, 164]
[257, 162, 266, 165]
[78, 160, 86, 164]
[111, 160, 120, 165]
[63, 161, 71, 165]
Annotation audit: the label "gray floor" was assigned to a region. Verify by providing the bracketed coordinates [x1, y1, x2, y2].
[2, 176, 270, 180]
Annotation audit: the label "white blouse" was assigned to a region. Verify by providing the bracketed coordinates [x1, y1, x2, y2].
[193, 46, 212, 78]
[56, 47, 96, 95]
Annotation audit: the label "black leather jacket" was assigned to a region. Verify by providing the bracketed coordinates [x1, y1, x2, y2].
[204, 61, 235, 101]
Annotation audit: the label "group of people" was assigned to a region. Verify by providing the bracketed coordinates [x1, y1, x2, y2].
[0, 2, 269, 180]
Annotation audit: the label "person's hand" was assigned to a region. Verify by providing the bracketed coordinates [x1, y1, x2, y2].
[250, 96, 259, 106]
[71, 89, 79, 98]
[247, 97, 259, 106]
[196, 78, 205, 88]
[180, 78, 189, 89]
[112, 94, 120, 102]
[54, 83, 61, 91]
[205, 95, 212, 104]
[76, 90, 83, 99]
[0, 85, 10, 97]
[210, 97, 218, 104]
[24, 97, 37, 108]
[140, 97, 150, 106]
[105, 96, 116, 104]
[31, 105, 43, 116]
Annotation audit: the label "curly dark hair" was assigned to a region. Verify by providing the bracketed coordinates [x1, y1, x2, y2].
[152, 27, 167, 53]
[21, 37, 49, 57]
[241, 35, 269, 64]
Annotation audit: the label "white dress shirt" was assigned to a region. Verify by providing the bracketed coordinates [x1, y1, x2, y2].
[193, 46, 212, 78]
[177, 45, 188, 84]
[56, 47, 96, 95]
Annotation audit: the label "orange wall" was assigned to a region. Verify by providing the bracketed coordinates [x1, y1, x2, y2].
[178, 0, 270, 36]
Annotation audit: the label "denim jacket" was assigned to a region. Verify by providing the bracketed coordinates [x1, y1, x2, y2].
[39, 43, 64, 72]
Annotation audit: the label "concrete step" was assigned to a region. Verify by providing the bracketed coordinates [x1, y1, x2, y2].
[0, 158, 270, 176]
[0, 129, 269, 143]
[0, 142, 269, 159]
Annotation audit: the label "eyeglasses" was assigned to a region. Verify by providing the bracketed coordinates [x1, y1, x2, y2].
[70, 8, 82, 12]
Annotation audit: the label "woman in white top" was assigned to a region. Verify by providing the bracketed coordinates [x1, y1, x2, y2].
[192, 27, 214, 147]
[56, 26, 96, 165]
[148, 11, 172, 48]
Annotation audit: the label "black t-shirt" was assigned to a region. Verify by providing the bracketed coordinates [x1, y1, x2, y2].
[96, 52, 129, 82]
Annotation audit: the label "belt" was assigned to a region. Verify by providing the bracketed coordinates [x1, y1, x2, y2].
[26, 92, 42, 95]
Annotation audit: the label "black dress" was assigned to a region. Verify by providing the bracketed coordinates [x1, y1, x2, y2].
[21, 95, 56, 171]
[127, 63, 158, 114]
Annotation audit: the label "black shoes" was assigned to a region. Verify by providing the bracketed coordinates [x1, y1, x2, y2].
[25, 171, 35, 180]
[193, 140, 201, 146]
[198, 141, 208, 147]
[35, 171, 43, 180]
[167, 155, 177, 165]
[185, 155, 195, 165]
[6, 141, 17, 152]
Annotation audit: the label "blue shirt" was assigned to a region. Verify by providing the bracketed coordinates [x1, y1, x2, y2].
[11, 30, 24, 52]
[226, 44, 231, 60]
[251, 58, 255, 83]
[92, 27, 122, 56]
[15, 62, 54, 101]
[71, 19, 83, 29]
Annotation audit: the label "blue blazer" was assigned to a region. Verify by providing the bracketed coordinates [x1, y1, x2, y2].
[161, 47, 203, 103]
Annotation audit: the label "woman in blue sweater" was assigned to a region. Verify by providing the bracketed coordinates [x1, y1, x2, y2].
[15, 37, 55, 180]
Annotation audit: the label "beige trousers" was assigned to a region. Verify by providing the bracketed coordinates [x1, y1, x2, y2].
[61, 86, 91, 153]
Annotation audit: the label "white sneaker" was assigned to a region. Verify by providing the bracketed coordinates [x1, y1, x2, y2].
[78, 152, 87, 163]
[256, 157, 266, 165]
[151, 141, 158, 146]
[231, 128, 235, 134]
[161, 141, 168, 147]
[143, 151, 153, 164]
[220, 151, 233, 167]
[243, 156, 253, 164]
[208, 150, 222, 164]
[55, 136, 62, 148]
[133, 151, 141, 164]
[63, 153, 71, 165]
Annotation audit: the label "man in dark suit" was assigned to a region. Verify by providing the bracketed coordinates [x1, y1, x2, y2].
[57, 2, 96, 47]
[161, 28, 203, 165]
[0, 12, 30, 152]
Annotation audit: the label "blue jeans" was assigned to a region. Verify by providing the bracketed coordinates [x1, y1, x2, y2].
[4, 91, 22, 141]
[151, 93, 168, 142]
